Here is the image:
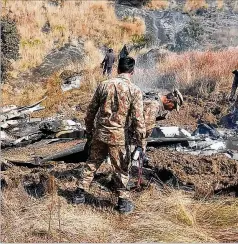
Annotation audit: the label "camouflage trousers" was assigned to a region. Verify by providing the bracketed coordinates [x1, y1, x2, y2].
[78, 139, 131, 199]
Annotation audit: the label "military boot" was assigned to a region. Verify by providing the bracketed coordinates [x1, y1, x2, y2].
[117, 197, 135, 214]
[73, 188, 85, 204]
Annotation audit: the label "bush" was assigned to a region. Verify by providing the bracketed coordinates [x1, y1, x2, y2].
[1, 16, 20, 81]
[131, 34, 151, 50]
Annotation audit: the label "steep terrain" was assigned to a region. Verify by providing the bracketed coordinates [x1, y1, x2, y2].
[116, 0, 238, 51]
[1, 0, 238, 243]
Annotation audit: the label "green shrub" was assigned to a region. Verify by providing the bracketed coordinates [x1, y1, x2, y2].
[131, 34, 150, 50]
[1, 16, 20, 81]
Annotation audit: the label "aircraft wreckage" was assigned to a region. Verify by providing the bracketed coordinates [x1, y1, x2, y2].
[1, 97, 238, 198]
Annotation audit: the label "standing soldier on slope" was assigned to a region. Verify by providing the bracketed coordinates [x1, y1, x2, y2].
[76, 57, 146, 214]
[101, 48, 115, 77]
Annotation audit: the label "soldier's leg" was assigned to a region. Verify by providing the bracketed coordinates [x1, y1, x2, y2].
[103, 65, 107, 75]
[107, 66, 112, 77]
[108, 145, 130, 199]
[108, 145, 135, 213]
[78, 139, 108, 191]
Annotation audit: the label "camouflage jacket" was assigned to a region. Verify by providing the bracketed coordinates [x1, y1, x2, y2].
[143, 92, 168, 136]
[85, 73, 146, 147]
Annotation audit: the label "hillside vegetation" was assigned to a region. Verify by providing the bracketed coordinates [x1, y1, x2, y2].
[2, 0, 145, 73]
[1, 2, 238, 242]
[158, 49, 238, 96]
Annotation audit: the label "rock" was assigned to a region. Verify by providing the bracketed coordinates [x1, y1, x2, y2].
[115, 5, 191, 48]
[22, 172, 48, 198]
[41, 20, 51, 34]
[33, 41, 85, 78]
[115, 4, 238, 50]
[116, 0, 149, 8]
[59, 70, 83, 92]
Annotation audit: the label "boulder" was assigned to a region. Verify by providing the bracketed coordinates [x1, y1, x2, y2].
[33, 40, 85, 78]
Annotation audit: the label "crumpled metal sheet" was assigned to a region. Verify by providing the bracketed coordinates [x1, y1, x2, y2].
[151, 126, 191, 138]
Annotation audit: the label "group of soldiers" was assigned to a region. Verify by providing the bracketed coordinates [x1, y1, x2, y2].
[76, 46, 238, 214]
[75, 48, 184, 214]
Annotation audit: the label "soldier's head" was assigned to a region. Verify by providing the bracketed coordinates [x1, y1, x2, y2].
[232, 70, 238, 76]
[118, 57, 135, 75]
[161, 89, 183, 112]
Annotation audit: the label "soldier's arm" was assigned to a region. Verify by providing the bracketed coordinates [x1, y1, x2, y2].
[101, 57, 106, 65]
[131, 89, 146, 149]
[101, 54, 108, 65]
[84, 86, 101, 135]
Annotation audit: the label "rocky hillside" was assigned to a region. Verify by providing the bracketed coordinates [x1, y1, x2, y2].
[116, 0, 238, 51]
[1, 0, 238, 114]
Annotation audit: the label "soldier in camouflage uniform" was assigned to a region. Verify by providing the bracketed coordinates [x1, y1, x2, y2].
[143, 89, 184, 137]
[76, 57, 146, 214]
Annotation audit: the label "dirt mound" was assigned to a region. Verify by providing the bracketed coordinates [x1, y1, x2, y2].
[147, 148, 238, 197]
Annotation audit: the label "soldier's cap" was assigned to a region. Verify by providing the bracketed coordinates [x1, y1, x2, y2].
[232, 70, 238, 75]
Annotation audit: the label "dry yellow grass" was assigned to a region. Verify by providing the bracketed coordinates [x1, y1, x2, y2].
[157, 48, 238, 95]
[146, 0, 169, 10]
[216, 0, 224, 9]
[2, 0, 145, 73]
[2, 49, 238, 117]
[1, 181, 238, 242]
[184, 0, 209, 12]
